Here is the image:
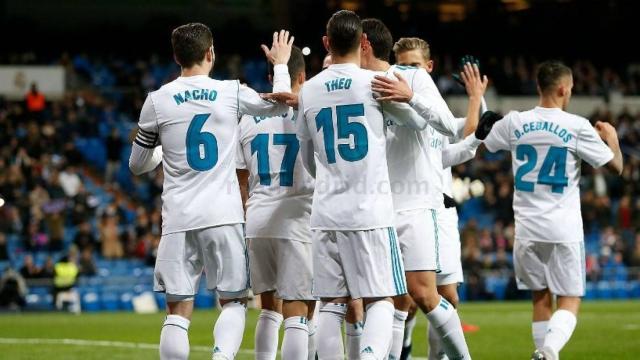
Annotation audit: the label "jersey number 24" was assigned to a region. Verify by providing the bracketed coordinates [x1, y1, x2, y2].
[515, 145, 568, 194]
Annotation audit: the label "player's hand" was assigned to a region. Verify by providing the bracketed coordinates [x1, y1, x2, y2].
[261, 30, 295, 65]
[262, 92, 299, 109]
[371, 72, 414, 103]
[595, 121, 618, 143]
[475, 110, 502, 140]
[452, 55, 480, 86]
[461, 63, 488, 99]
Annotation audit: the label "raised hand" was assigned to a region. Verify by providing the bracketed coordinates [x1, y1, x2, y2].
[595, 121, 619, 143]
[261, 30, 295, 65]
[461, 63, 488, 99]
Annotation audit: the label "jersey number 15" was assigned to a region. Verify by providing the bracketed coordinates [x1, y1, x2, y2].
[315, 103, 368, 163]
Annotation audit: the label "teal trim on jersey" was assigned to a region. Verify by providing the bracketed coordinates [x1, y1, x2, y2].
[244, 241, 251, 289]
[431, 210, 441, 272]
[387, 227, 402, 295]
[387, 227, 400, 294]
[388, 227, 406, 294]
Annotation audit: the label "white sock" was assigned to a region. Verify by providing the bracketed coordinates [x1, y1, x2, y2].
[388, 310, 408, 360]
[428, 322, 447, 360]
[345, 320, 364, 360]
[255, 309, 283, 360]
[360, 300, 395, 360]
[426, 297, 471, 360]
[317, 302, 347, 360]
[532, 321, 549, 350]
[308, 317, 317, 360]
[160, 315, 190, 360]
[543, 310, 577, 355]
[282, 316, 309, 360]
[213, 301, 246, 360]
[403, 316, 417, 348]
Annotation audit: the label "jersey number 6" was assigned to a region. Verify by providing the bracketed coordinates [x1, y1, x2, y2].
[186, 113, 218, 171]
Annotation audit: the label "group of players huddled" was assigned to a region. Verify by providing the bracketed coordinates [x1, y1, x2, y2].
[128, 9, 623, 360]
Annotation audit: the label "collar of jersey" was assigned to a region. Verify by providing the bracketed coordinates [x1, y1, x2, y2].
[328, 63, 359, 70]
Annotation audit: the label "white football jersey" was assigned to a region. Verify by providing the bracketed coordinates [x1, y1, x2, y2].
[385, 65, 459, 211]
[484, 106, 614, 243]
[136, 75, 288, 235]
[297, 63, 395, 230]
[237, 109, 314, 242]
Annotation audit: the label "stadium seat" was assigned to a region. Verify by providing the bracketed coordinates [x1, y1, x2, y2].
[81, 292, 101, 312]
[100, 291, 120, 311]
[119, 292, 134, 311]
[194, 292, 215, 309]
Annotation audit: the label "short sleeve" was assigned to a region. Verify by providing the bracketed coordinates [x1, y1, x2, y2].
[134, 95, 160, 148]
[483, 112, 514, 152]
[576, 121, 614, 168]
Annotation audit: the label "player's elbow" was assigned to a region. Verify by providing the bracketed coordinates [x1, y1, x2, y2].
[129, 158, 146, 176]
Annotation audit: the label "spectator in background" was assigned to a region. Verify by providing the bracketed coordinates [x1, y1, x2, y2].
[53, 250, 80, 313]
[0, 267, 27, 310]
[40, 256, 55, 279]
[25, 82, 45, 118]
[58, 164, 82, 198]
[100, 206, 123, 259]
[0, 233, 8, 260]
[78, 247, 97, 276]
[73, 220, 96, 251]
[19, 254, 41, 279]
[105, 128, 123, 182]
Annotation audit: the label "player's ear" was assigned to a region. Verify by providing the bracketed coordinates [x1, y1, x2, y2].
[360, 33, 368, 50]
[173, 54, 181, 67]
[426, 60, 434, 73]
[322, 36, 330, 52]
[297, 71, 306, 85]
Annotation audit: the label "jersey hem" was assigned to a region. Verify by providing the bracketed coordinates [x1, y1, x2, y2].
[161, 221, 245, 236]
[515, 235, 583, 244]
[309, 224, 395, 231]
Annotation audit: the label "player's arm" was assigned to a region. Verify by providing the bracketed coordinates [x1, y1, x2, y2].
[592, 121, 623, 174]
[234, 127, 250, 213]
[262, 30, 294, 93]
[482, 111, 513, 153]
[372, 70, 457, 136]
[295, 91, 316, 178]
[442, 111, 502, 168]
[129, 96, 163, 175]
[459, 63, 489, 137]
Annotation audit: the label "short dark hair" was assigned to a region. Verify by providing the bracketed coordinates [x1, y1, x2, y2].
[536, 61, 572, 94]
[268, 46, 306, 82]
[171, 23, 213, 68]
[362, 18, 393, 62]
[326, 10, 362, 56]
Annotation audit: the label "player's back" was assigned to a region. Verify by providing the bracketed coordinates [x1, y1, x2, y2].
[238, 109, 314, 240]
[298, 63, 394, 230]
[151, 76, 245, 234]
[484, 106, 613, 242]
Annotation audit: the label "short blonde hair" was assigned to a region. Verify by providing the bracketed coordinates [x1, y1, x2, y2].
[393, 37, 431, 61]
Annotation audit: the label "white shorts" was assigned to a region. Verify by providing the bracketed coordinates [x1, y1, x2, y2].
[514, 238, 585, 297]
[248, 238, 315, 301]
[154, 224, 250, 300]
[436, 207, 463, 285]
[312, 227, 406, 299]
[395, 208, 439, 272]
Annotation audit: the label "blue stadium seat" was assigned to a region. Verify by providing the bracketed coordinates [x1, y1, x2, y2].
[25, 293, 54, 311]
[194, 292, 215, 309]
[584, 282, 596, 300]
[596, 281, 613, 299]
[119, 292, 134, 311]
[100, 291, 120, 311]
[82, 292, 101, 312]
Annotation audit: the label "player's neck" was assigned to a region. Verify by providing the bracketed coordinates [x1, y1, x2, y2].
[330, 52, 361, 67]
[368, 58, 390, 72]
[538, 96, 564, 110]
[181, 64, 211, 77]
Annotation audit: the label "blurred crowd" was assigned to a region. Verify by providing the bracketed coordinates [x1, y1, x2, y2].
[0, 52, 639, 306]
